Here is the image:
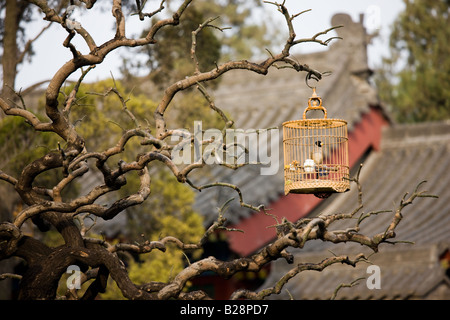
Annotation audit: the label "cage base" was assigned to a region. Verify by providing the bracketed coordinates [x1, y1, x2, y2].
[285, 180, 350, 195]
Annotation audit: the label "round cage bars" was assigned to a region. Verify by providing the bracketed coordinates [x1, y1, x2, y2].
[282, 88, 350, 198]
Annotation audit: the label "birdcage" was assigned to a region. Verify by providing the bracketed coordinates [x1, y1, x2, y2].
[282, 89, 350, 197]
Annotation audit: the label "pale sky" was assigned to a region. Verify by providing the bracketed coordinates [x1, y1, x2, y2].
[14, 0, 405, 90]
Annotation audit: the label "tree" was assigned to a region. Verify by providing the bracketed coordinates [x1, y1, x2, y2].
[0, 0, 69, 105]
[375, 0, 450, 123]
[0, 0, 436, 300]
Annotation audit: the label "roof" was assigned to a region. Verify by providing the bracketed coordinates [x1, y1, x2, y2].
[190, 13, 384, 225]
[264, 244, 450, 300]
[260, 120, 450, 299]
[302, 120, 450, 252]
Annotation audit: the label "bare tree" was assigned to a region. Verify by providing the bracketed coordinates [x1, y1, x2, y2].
[0, 0, 436, 300]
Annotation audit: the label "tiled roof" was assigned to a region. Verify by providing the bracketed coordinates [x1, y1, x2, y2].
[302, 121, 450, 252]
[191, 14, 383, 225]
[260, 121, 450, 299]
[264, 244, 450, 300]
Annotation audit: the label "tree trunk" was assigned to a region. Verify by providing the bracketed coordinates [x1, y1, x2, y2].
[1, 0, 20, 108]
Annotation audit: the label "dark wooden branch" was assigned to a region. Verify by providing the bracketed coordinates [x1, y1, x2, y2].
[231, 254, 367, 300]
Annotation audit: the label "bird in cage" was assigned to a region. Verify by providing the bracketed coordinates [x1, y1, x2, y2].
[310, 140, 328, 179]
[311, 140, 323, 165]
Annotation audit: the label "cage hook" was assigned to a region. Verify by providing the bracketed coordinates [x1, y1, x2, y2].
[305, 71, 319, 90]
[305, 70, 333, 89]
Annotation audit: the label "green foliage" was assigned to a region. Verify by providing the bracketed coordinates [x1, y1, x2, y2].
[195, 0, 279, 61]
[101, 164, 205, 300]
[375, 0, 450, 123]
[139, 5, 222, 88]
[60, 79, 157, 152]
[101, 205, 204, 299]
[171, 90, 229, 131]
[125, 163, 205, 240]
[0, 115, 66, 190]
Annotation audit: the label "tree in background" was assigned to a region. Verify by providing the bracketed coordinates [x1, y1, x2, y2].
[375, 0, 450, 123]
[0, 0, 435, 300]
[0, 0, 71, 104]
[120, 0, 281, 89]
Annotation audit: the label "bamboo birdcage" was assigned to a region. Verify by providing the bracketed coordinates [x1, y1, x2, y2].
[282, 89, 350, 197]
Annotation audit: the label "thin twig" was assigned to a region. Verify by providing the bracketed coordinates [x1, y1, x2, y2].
[330, 277, 365, 300]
